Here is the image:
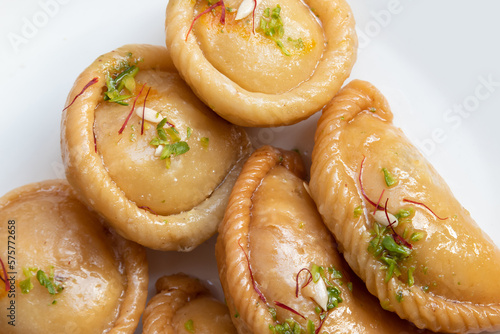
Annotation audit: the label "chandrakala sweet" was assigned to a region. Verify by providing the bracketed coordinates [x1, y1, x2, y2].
[0, 180, 148, 334]
[166, 0, 357, 127]
[61, 44, 252, 251]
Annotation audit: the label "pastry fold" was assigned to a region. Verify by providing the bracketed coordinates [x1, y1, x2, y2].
[216, 145, 427, 333]
[310, 80, 500, 333]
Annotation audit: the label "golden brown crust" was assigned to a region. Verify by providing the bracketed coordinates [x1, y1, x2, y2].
[310, 80, 500, 333]
[0, 180, 148, 334]
[142, 274, 236, 334]
[216, 146, 305, 334]
[166, 0, 357, 127]
[216, 145, 430, 333]
[61, 44, 252, 251]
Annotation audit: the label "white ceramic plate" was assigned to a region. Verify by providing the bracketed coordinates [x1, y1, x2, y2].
[1, 0, 499, 333]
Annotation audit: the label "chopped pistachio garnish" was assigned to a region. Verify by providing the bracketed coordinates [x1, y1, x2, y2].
[395, 208, 414, 219]
[20, 267, 36, 294]
[381, 168, 398, 187]
[395, 290, 404, 303]
[268, 307, 277, 321]
[302, 264, 344, 312]
[326, 286, 342, 309]
[328, 266, 342, 279]
[410, 231, 424, 242]
[311, 264, 323, 283]
[287, 37, 305, 50]
[269, 319, 303, 334]
[306, 319, 315, 334]
[258, 5, 292, 56]
[408, 266, 416, 286]
[36, 269, 63, 295]
[369, 223, 412, 282]
[149, 118, 191, 168]
[104, 65, 139, 105]
[200, 137, 209, 149]
[20, 277, 34, 294]
[184, 319, 195, 333]
[353, 205, 363, 218]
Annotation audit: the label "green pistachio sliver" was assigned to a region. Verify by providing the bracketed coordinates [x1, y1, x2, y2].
[184, 319, 195, 333]
[382, 168, 398, 187]
[20, 278, 34, 294]
[408, 266, 416, 286]
[200, 137, 209, 149]
[354, 205, 363, 218]
[410, 232, 425, 242]
[382, 235, 411, 257]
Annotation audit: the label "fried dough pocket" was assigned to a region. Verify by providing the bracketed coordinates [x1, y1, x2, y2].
[216, 145, 427, 333]
[310, 80, 500, 333]
[166, 0, 357, 127]
[0, 180, 148, 334]
[143, 273, 236, 334]
[61, 44, 252, 251]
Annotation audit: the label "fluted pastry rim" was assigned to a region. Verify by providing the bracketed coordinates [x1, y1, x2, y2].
[61, 44, 252, 251]
[310, 79, 500, 333]
[165, 0, 357, 127]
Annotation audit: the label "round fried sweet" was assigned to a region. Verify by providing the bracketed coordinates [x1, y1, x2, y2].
[216, 146, 425, 333]
[0, 180, 148, 334]
[166, 0, 357, 127]
[310, 80, 500, 333]
[143, 273, 236, 334]
[61, 44, 252, 251]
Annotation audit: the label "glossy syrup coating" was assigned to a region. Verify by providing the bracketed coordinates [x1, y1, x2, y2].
[310, 80, 500, 333]
[61, 44, 252, 251]
[166, 0, 357, 127]
[216, 145, 427, 334]
[142, 273, 236, 334]
[0, 180, 148, 334]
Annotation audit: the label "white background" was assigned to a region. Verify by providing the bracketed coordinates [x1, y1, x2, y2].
[1, 0, 499, 333]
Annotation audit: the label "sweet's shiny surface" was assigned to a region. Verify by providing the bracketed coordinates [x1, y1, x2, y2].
[61, 44, 252, 251]
[194, 0, 324, 94]
[166, 0, 357, 126]
[0, 180, 148, 334]
[95, 69, 247, 216]
[310, 80, 500, 333]
[217, 146, 426, 333]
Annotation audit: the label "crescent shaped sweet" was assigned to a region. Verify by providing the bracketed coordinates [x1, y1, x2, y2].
[165, 0, 357, 127]
[142, 273, 236, 334]
[216, 145, 426, 333]
[310, 79, 500, 333]
[0, 180, 148, 334]
[61, 44, 252, 251]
